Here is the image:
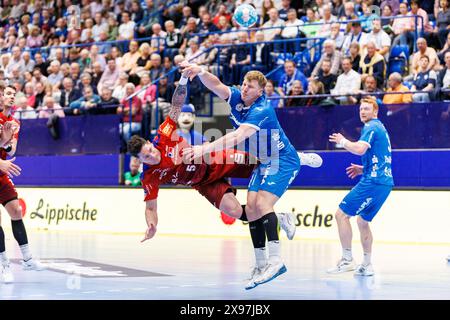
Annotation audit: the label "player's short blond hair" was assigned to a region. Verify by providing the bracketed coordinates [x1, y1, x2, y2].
[244, 71, 267, 89]
[361, 96, 379, 113]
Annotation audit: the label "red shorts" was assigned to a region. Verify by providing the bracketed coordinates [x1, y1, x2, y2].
[195, 178, 235, 209]
[194, 150, 256, 208]
[0, 174, 18, 205]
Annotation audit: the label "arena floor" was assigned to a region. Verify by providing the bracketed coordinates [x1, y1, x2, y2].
[1, 230, 449, 300]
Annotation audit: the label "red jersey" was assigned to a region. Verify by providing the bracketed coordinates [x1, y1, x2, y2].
[141, 116, 209, 201]
[0, 112, 20, 159]
[141, 117, 255, 201]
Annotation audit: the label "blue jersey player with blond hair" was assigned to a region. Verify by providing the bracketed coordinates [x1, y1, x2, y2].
[180, 62, 322, 290]
[328, 96, 394, 276]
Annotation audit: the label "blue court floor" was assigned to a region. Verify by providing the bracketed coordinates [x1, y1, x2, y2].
[1, 231, 449, 300]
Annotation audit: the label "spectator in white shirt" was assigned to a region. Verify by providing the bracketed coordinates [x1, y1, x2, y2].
[113, 72, 130, 101]
[281, 8, 304, 39]
[14, 96, 37, 120]
[366, 19, 392, 61]
[150, 23, 167, 52]
[262, 8, 285, 41]
[341, 22, 369, 56]
[331, 57, 362, 104]
[38, 96, 65, 119]
[318, 4, 337, 37]
[118, 11, 136, 41]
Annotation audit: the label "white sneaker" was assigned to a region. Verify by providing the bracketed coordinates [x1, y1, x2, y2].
[327, 258, 356, 274]
[253, 261, 287, 286]
[1, 264, 14, 283]
[354, 263, 375, 276]
[446, 255, 450, 262]
[22, 258, 46, 271]
[245, 265, 265, 290]
[298, 152, 323, 168]
[277, 212, 296, 240]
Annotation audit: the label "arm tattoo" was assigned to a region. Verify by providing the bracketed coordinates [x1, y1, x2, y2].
[169, 83, 187, 121]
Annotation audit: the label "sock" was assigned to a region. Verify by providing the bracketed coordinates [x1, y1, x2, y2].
[11, 219, 29, 246]
[254, 248, 267, 269]
[363, 252, 371, 266]
[249, 218, 266, 267]
[342, 248, 352, 261]
[12, 220, 32, 261]
[240, 205, 247, 221]
[20, 244, 32, 262]
[262, 213, 281, 263]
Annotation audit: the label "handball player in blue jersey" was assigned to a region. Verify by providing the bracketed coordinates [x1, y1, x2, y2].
[328, 96, 394, 276]
[180, 62, 322, 289]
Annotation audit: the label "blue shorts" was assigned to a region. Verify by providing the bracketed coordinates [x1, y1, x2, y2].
[339, 179, 393, 222]
[248, 149, 300, 198]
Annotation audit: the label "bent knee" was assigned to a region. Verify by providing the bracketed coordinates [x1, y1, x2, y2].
[9, 207, 23, 220]
[335, 210, 350, 221]
[357, 216, 370, 228]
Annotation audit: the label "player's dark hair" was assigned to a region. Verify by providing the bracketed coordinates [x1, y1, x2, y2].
[5, 85, 16, 93]
[128, 135, 146, 157]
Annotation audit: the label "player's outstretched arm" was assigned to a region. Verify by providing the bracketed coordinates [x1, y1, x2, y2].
[182, 124, 256, 161]
[142, 199, 158, 243]
[329, 133, 369, 156]
[179, 61, 230, 100]
[169, 74, 189, 122]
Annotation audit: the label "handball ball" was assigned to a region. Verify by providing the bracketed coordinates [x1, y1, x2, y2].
[233, 4, 258, 28]
[220, 212, 236, 225]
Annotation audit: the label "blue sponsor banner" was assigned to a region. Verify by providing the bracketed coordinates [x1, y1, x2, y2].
[16, 115, 121, 156]
[276, 102, 450, 150]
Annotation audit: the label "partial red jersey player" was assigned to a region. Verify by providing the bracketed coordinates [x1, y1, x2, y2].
[0, 85, 44, 285]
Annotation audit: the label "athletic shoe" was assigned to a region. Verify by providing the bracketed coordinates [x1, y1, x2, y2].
[1, 264, 14, 283]
[298, 152, 323, 168]
[447, 255, 450, 262]
[327, 258, 356, 274]
[253, 261, 287, 286]
[22, 258, 46, 271]
[245, 266, 265, 290]
[354, 263, 375, 276]
[277, 212, 296, 240]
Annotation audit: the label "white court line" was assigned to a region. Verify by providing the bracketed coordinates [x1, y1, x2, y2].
[107, 289, 122, 292]
[156, 286, 170, 289]
[27, 294, 45, 298]
[56, 293, 72, 296]
[2, 296, 18, 299]
[180, 284, 194, 287]
[81, 291, 97, 294]
[204, 283, 217, 286]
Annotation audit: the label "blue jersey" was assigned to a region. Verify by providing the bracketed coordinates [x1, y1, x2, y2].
[227, 86, 297, 162]
[359, 119, 394, 186]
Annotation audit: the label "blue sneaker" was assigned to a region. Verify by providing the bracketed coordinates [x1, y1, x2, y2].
[253, 262, 287, 286]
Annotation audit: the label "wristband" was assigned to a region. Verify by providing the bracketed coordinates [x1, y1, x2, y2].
[179, 75, 188, 85]
[340, 138, 348, 148]
[4, 144, 12, 153]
